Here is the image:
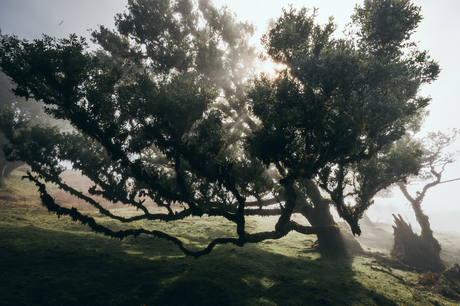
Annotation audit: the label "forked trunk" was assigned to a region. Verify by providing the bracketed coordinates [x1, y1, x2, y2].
[297, 181, 363, 256]
[305, 206, 362, 256]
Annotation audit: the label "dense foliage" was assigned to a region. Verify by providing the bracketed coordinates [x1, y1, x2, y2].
[0, 0, 439, 257]
[246, 0, 438, 235]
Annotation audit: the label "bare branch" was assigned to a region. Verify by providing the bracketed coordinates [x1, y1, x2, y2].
[438, 177, 460, 185]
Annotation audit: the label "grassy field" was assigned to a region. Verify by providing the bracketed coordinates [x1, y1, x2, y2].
[0, 166, 459, 305]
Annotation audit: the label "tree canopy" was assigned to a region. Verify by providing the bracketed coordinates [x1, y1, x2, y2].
[246, 0, 438, 234]
[0, 0, 439, 257]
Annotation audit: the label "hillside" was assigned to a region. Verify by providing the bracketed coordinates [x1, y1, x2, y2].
[1, 166, 459, 305]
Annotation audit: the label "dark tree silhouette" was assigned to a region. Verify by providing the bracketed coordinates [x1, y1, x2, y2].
[245, 0, 437, 254]
[0, 0, 439, 258]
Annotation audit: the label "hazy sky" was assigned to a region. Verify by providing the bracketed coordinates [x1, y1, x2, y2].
[1, 0, 459, 220]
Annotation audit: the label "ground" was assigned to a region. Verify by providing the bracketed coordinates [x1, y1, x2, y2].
[0, 166, 459, 305]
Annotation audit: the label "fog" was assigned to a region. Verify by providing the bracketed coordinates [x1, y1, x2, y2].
[1, 0, 459, 233]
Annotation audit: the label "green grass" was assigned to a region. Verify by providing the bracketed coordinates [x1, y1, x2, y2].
[0, 166, 458, 305]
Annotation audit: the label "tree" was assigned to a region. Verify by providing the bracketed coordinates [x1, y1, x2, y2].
[0, 70, 17, 188]
[390, 129, 459, 272]
[0, 0, 439, 258]
[0, 72, 52, 188]
[0, 30, 57, 187]
[245, 0, 437, 253]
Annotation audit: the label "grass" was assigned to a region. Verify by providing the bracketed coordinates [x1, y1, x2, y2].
[0, 166, 459, 305]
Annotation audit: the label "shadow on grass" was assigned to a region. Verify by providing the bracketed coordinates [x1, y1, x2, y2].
[0, 221, 398, 306]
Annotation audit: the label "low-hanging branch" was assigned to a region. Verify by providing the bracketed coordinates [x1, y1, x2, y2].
[26, 171, 322, 258]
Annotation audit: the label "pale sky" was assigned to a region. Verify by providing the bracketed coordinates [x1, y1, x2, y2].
[1, 0, 459, 225]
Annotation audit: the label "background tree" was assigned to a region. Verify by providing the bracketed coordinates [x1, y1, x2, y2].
[390, 129, 459, 272]
[0, 71, 72, 189]
[0, 30, 73, 188]
[0, 30, 54, 187]
[0, 70, 21, 188]
[0, 0, 439, 258]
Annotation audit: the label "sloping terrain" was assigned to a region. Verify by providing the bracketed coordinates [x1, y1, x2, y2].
[1, 166, 459, 305]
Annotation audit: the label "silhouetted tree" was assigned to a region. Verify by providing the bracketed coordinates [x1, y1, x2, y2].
[0, 0, 439, 258]
[245, 0, 438, 254]
[391, 129, 459, 272]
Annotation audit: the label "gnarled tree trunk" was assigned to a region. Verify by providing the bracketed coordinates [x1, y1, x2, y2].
[391, 214, 445, 272]
[297, 180, 363, 257]
[392, 182, 446, 272]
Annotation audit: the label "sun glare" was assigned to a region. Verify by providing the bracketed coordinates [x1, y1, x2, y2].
[260, 59, 286, 77]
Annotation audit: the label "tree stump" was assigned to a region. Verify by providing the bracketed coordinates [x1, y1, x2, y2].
[391, 214, 445, 273]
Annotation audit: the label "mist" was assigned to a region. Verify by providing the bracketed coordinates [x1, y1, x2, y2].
[0, 0, 458, 234]
[0, 0, 460, 305]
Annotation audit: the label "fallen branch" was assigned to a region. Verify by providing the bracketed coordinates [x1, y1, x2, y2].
[369, 252, 424, 272]
[370, 265, 406, 283]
